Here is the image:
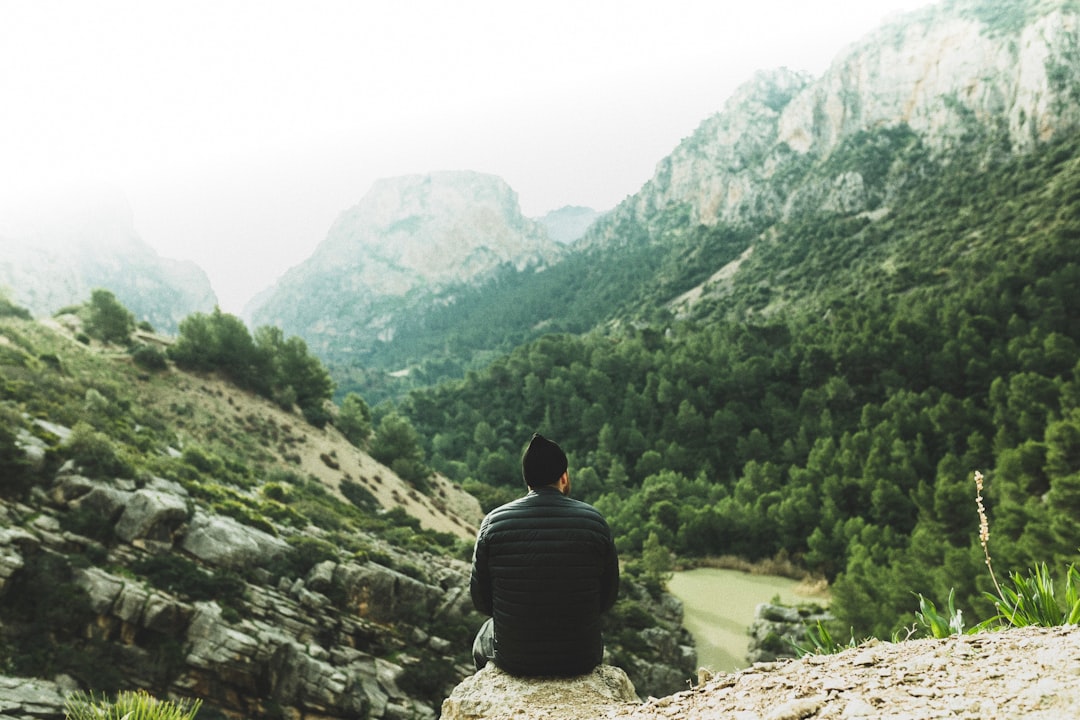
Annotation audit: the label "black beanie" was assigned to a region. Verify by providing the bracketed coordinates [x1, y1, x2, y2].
[521, 433, 568, 488]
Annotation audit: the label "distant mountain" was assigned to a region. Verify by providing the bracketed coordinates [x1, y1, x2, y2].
[537, 205, 605, 244]
[0, 188, 216, 334]
[246, 171, 564, 361]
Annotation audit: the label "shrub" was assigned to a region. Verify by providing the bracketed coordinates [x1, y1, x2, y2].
[0, 405, 34, 497]
[340, 478, 379, 511]
[0, 295, 31, 319]
[130, 554, 246, 608]
[263, 535, 339, 581]
[84, 289, 135, 345]
[132, 344, 168, 371]
[66, 422, 134, 478]
[65, 689, 201, 720]
[60, 505, 117, 544]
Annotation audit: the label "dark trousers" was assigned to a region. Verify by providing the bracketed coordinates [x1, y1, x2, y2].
[472, 617, 495, 671]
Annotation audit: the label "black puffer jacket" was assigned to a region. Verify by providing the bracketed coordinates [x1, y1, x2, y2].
[469, 486, 620, 676]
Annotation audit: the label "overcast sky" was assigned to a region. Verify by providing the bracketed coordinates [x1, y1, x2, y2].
[1, 0, 934, 314]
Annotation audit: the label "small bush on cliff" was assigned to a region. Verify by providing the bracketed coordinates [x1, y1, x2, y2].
[65, 421, 134, 479]
[132, 344, 168, 371]
[0, 404, 35, 497]
[131, 554, 246, 610]
[65, 689, 201, 720]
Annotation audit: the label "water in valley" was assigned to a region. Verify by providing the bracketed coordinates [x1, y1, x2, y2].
[668, 567, 817, 673]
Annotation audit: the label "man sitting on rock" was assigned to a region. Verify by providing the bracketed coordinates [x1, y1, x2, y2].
[469, 433, 620, 677]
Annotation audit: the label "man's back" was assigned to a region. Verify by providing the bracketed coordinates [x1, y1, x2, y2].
[470, 485, 619, 676]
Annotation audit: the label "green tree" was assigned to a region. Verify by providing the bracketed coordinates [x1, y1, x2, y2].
[370, 413, 431, 488]
[641, 530, 675, 592]
[256, 328, 334, 425]
[84, 289, 134, 344]
[337, 392, 373, 447]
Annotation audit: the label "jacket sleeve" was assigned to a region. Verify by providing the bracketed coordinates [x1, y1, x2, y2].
[600, 525, 620, 614]
[469, 527, 493, 616]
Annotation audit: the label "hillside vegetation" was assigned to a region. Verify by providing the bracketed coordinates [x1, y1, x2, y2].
[395, 128, 1080, 641]
[0, 299, 699, 715]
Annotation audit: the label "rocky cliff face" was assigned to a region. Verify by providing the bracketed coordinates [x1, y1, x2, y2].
[585, 0, 1080, 250]
[0, 189, 217, 334]
[246, 171, 564, 358]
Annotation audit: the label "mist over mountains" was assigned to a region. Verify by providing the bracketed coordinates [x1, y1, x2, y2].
[0, 188, 216, 334]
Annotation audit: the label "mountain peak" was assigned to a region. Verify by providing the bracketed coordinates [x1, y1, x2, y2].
[247, 170, 563, 356]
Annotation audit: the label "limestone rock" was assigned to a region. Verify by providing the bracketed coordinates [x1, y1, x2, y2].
[0, 675, 68, 719]
[181, 511, 290, 570]
[746, 602, 834, 664]
[0, 526, 38, 594]
[333, 560, 446, 625]
[441, 664, 641, 720]
[114, 488, 189, 546]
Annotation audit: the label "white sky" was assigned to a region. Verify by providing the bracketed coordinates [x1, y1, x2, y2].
[0, 0, 934, 314]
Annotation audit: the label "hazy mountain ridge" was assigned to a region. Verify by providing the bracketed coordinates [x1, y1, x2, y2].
[0, 189, 217, 334]
[537, 205, 606, 245]
[246, 171, 565, 359]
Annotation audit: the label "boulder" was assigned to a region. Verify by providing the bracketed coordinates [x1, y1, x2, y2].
[114, 488, 189, 546]
[0, 527, 39, 595]
[181, 511, 290, 570]
[746, 601, 834, 664]
[440, 664, 641, 720]
[333, 561, 444, 625]
[0, 675, 68, 719]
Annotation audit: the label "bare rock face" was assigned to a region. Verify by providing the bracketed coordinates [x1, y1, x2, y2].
[0, 676, 69, 718]
[113, 488, 189, 547]
[586, 2, 1080, 250]
[440, 664, 641, 720]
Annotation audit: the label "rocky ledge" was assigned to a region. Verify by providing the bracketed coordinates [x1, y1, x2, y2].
[440, 625, 1080, 720]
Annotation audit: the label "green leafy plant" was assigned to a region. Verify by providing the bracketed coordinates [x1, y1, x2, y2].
[791, 620, 858, 657]
[980, 562, 1080, 628]
[65, 689, 201, 720]
[914, 588, 966, 638]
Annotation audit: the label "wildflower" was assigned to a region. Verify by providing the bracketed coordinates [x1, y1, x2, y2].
[974, 470, 1004, 600]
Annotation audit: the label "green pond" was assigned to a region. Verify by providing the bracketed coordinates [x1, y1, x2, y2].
[668, 568, 812, 673]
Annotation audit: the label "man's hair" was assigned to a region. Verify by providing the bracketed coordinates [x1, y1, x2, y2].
[521, 433, 568, 487]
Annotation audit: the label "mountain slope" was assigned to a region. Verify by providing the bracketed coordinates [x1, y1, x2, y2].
[391, 0, 1080, 646]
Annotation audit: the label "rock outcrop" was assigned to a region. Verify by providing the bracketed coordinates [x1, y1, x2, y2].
[0, 676, 70, 719]
[745, 601, 834, 665]
[1, 407, 694, 718]
[441, 664, 641, 720]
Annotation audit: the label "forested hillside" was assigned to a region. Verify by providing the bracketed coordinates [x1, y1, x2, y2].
[395, 128, 1080, 641]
